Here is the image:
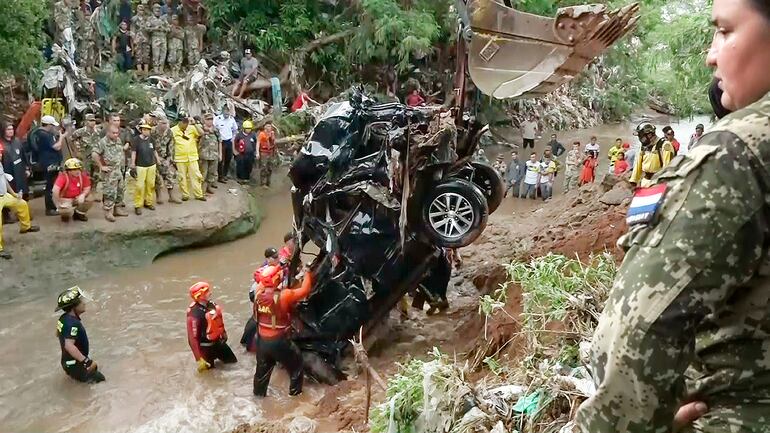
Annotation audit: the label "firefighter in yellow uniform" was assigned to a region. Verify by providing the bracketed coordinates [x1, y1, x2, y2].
[0, 163, 39, 259]
[629, 122, 676, 187]
[171, 115, 206, 201]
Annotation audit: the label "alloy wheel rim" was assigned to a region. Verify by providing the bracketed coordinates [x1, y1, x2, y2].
[428, 192, 474, 239]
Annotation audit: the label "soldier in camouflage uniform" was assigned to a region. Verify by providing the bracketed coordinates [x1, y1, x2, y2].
[147, 4, 170, 74]
[53, 0, 77, 56]
[198, 113, 221, 195]
[152, 116, 181, 204]
[75, 5, 96, 72]
[71, 114, 101, 200]
[92, 126, 129, 222]
[166, 15, 185, 77]
[131, 3, 151, 74]
[574, 1, 770, 432]
[182, 2, 206, 67]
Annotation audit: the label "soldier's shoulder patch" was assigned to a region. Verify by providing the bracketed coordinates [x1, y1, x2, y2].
[627, 184, 667, 226]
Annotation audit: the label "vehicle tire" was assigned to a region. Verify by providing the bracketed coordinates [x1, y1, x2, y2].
[421, 179, 488, 248]
[454, 162, 505, 214]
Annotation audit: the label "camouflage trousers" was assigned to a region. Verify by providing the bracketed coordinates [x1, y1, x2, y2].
[258, 155, 275, 187]
[199, 159, 218, 186]
[185, 28, 200, 66]
[166, 42, 183, 76]
[135, 39, 150, 64]
[563, 168, 579, 193]
[682, 403, 770, 433]
[151, 35, 167, 73]
[102, 166, 126, 210]
[155, 157, 177, 191]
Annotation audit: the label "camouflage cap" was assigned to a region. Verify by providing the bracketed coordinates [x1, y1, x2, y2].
[203, 112, 214, 120]
[84, 113, 96, 121]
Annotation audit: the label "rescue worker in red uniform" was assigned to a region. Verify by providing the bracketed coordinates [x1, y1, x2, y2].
[253, 265, 314, 397]
[278, 231, 295, 265]
[186, 282, 237, 372]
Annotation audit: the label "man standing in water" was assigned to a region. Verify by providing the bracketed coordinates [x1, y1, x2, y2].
[186, 282, 237, 372]
[56, 286, 105, 383]
[253, 265, 314, 397]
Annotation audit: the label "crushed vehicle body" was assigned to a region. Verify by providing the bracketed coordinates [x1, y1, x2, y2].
[284, 1, 639, 381]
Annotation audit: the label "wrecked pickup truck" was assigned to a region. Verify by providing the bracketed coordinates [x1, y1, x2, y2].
[287, 88, 501, 380]
[285, 0, 640, 381]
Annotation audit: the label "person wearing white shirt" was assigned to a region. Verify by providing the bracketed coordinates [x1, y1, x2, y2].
[522, 152, 540, 199]
[520, 115, 539, 149]
[538, 156, 557, 200]
[215, 110, 239, 182]
[585, 136, 601, 156]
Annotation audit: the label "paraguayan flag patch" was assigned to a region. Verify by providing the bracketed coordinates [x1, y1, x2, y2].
[626, 184, 667, 226]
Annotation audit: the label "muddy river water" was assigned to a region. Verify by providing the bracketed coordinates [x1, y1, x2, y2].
[0, 115, 710, 433]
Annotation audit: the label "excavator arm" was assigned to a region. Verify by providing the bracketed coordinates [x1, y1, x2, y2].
[457, 0, 640, 100]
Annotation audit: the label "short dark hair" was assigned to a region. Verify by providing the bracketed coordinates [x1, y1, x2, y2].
[283, 231, 293, 243]
[590, 135, 597, 140]
[573, 141, 580, 145]
[749, 0, 770, 21]
[662, 126, 674, 135]
[530, 152, 537, 156]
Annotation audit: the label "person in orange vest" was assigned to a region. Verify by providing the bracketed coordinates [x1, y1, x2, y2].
[253, 265, 314, 397]
[186, 282, 237, 372]
[257, 122, 277, 188]
[278, 231, 295, 265]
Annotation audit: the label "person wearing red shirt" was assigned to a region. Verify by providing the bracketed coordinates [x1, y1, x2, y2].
[53, 158, 92, 222]
[613, 152, 630, 176]
[406, 89, 425, 107]
[257, 122, 277, 188]
[278, 231, 295, 265]
[662, 125, 681, 154]
[291, 91, 319, 112]
[186, 282, 238, 373]
[253, 265, 314, 397]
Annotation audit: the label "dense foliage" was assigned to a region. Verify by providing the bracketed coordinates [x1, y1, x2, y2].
[0, 0, 48, 77]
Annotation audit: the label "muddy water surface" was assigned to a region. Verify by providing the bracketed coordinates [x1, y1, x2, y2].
[0, 114, 711, 433]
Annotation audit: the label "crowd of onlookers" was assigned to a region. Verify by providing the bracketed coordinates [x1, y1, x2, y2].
[478, 116, 707, 202]
[0, 109, 281, 259]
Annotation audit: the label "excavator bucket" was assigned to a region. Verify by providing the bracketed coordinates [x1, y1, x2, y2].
[462, 1, 640, 99]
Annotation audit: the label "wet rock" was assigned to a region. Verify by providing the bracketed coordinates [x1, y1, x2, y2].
[0, 185, 261, 293]
[599, 186, 633, 206]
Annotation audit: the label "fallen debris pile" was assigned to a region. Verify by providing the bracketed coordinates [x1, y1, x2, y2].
[370, 253, 616, 433]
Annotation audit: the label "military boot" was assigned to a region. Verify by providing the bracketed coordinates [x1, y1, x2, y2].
[114, 207, 129, 217]
[105, 209, 116, 222]
[168, 189, 182, 204]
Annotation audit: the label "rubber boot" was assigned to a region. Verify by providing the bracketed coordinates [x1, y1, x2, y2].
[74, 211, 89, 222]
[114, 207, 129, 217]
[105, 209, 116, 222]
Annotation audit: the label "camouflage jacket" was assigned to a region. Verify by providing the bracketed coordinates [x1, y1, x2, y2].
[53, 1, 75, 32]
[146, 15, 170, 36]
[151, 127, 175, 161]
[93, 136, 126, 169]
[168, 25, 185, 43]
[71, 126, 100, 159]
[131, 15, 149, 41]
[198, 128, 220, 161]
[574, 90, 770, 432]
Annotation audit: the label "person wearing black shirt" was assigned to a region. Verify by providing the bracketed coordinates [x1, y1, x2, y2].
[34, 116, 66, 215]
[130, 124, 160, 215]
[547, 134, 566, 158]
[56, 286, 105, 383]
[1, 122, 29, 199]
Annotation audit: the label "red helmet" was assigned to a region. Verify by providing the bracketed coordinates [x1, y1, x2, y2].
[189, 282, 211, 301]
[254, 265, 283, 288]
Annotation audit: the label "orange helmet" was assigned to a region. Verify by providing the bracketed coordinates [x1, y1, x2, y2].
[254, 265, 283, 288]
[189, 282, 211, 301]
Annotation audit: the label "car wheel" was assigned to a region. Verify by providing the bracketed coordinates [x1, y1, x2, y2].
[421, 179, 488, 248]
[454, 162, 505, 214]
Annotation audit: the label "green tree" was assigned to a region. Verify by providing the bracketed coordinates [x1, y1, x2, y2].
[0, 0, 48, 77]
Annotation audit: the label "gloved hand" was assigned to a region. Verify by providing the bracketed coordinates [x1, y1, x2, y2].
[83, 357, 98, 372]
[196, 358, 211, 372]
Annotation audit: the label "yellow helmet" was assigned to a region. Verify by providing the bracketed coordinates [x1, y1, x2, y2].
[242, 120, 254, 130]
[64, 158, 83, 170]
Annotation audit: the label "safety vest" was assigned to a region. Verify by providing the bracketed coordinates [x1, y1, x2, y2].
[258, 131, 275, 154]
[205, 303, 225, 342]
[255, 286, 291, 336]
